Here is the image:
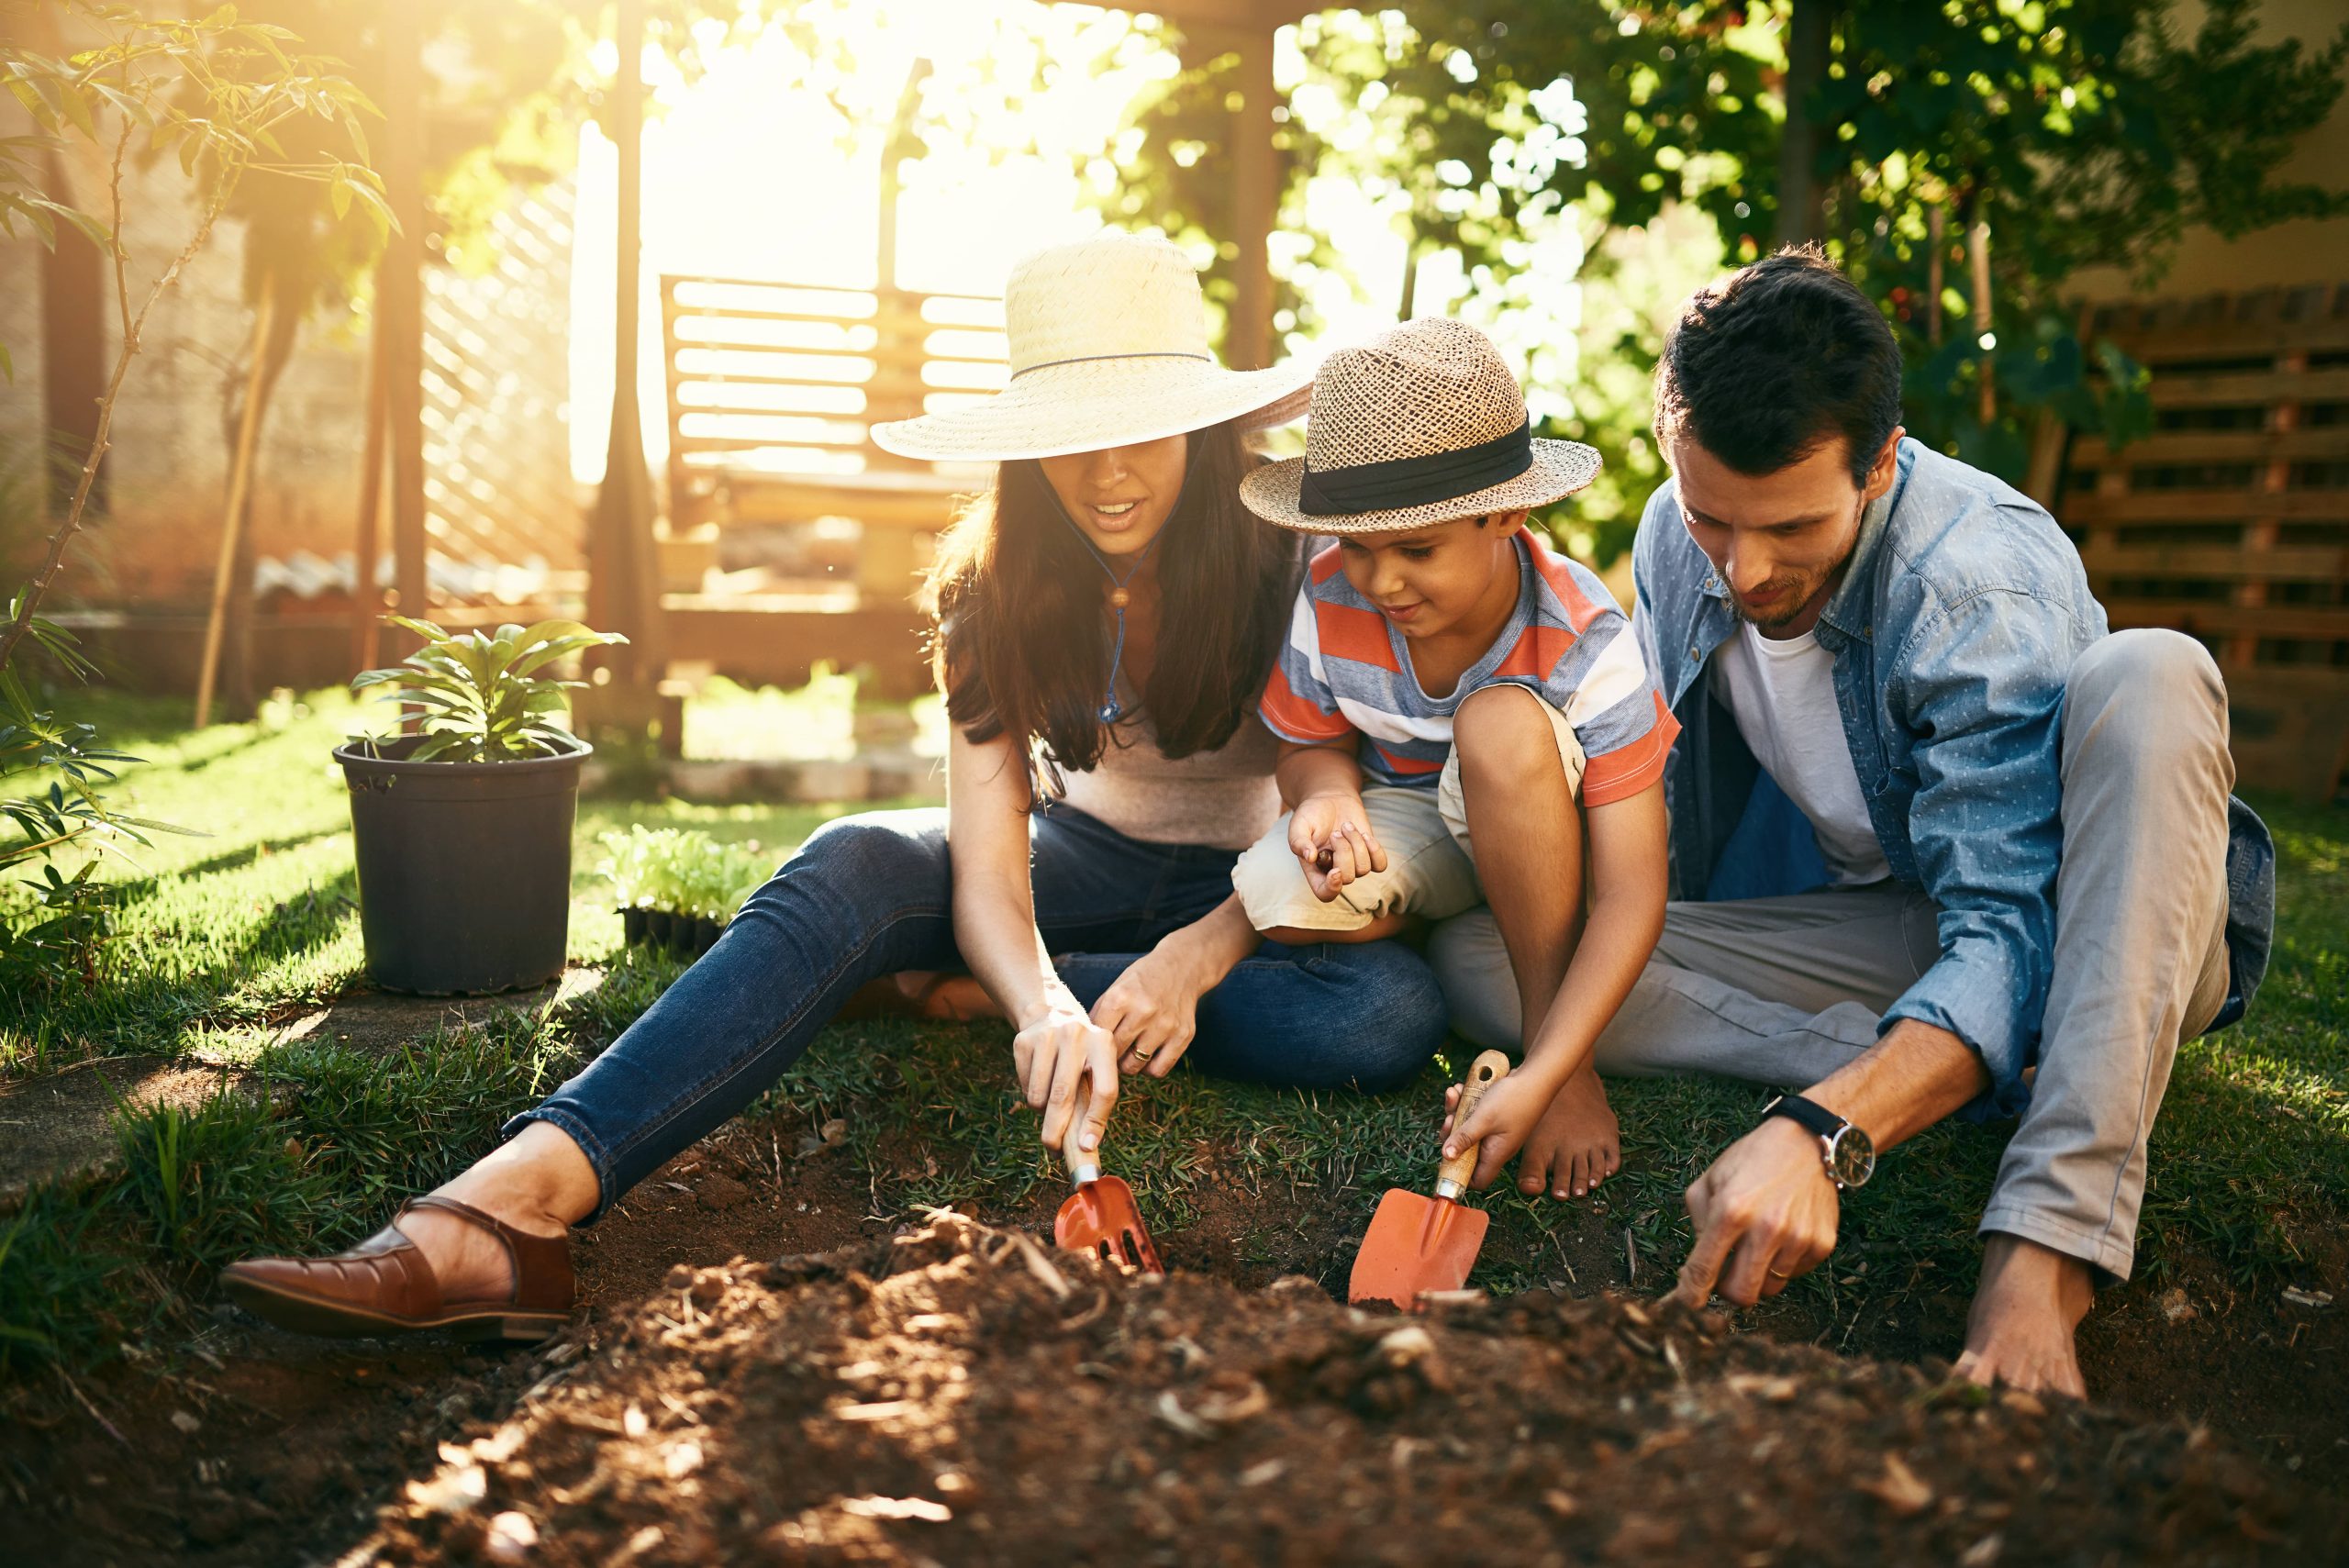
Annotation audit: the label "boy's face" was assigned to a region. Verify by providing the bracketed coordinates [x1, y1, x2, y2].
[1335, 510, 1529, 639]
[1666, 428, 1903, 637]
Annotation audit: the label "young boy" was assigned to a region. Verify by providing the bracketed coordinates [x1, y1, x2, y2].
[1231, 317, 1676, 1201]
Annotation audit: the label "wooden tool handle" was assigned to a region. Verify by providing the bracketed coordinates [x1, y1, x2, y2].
[1062, 1074, 1103, 1186]
[1436, 1050, 1512, 1192]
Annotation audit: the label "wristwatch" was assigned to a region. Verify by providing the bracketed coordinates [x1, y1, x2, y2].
[1762, 1094, 1876, 1190]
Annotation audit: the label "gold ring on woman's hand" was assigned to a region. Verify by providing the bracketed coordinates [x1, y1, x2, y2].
[1766, 1268, 1790, 1278]
[1130, 1047, 1155, 1063]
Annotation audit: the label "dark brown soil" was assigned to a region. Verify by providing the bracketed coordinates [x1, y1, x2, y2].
[0, 1115, 877, 1568]
[4, 1119, 2343, 1567]
[344, 1210, 2337, 1567]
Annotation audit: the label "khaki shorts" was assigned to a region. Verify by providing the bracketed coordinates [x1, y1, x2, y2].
[1232, 685, 1587, 934]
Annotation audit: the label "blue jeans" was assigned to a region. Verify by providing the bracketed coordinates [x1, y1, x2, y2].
[511, 804, 1449, 1221]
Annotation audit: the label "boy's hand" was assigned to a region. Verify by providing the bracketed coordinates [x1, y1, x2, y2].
[1287, 791, 1387, 901]
[1438, 1073, 1555, 1190]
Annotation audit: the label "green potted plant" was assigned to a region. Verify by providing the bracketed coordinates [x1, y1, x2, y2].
[338, 615, 624, 994]
[595, 825, 666, 949]
[637, 828, 692, 954]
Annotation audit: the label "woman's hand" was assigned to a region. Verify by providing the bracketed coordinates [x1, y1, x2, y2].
[1287, 789, 1387, 901]
[1092, 932, 1212, 1078]
[1012, 1000, 1120, 1157]
[1090, 897, 1259, 1079]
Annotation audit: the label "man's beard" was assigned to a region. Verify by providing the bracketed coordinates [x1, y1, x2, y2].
[1729, 573, 1826, 631]
[1729, 520, 1861, 632]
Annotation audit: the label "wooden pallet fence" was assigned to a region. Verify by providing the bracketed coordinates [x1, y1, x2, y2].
[2038, 283, 2349, 803]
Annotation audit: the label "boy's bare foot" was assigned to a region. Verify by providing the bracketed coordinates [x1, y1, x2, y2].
[1952, 1232, 2095, 1397]
[1518, 1064, 1620, 1200]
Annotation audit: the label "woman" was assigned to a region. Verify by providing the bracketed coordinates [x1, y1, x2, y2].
[223, 233, 1449, 1340]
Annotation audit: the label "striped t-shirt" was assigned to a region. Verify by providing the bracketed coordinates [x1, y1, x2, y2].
[1257, 533, 1680, 806]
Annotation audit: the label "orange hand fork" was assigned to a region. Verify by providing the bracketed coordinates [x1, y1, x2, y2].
[1348, 1050, 1510, 1309]
[1052, 1081, 1165, 1273]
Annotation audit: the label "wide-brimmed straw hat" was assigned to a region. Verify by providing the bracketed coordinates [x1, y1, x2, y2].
[1240, 317, 1599, 534]
[869, 232, 1314, 463]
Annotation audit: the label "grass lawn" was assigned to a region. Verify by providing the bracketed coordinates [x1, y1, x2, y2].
[2, 685, 2343, 1385]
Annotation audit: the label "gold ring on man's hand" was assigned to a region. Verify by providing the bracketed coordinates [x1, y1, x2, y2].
[1130, 1047, 1155, 1063]
[1766, 1268, 1791, 1279]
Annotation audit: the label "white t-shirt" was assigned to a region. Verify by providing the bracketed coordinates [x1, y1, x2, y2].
[1710, 620, 1892, 886]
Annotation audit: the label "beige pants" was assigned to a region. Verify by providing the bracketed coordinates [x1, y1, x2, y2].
[1232, 687, 1588, 934]
[1428, 629, 2235, 1281]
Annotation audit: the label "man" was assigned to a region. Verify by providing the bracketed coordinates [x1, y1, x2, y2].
[1433, 247, 2274, 1396]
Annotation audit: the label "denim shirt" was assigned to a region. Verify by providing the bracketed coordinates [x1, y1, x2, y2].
[1632, 439, 2276, 1114]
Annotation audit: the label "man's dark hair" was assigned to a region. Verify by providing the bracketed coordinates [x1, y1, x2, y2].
[1653, 246, 1902, 487]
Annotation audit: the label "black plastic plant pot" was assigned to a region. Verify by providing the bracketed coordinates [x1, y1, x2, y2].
[645, 908, 675, 951]
[692, 916, 721, 955]
[620, 906, 650, 947]
[334, 735, 588, 995]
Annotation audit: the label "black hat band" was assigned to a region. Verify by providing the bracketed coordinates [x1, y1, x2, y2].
[1297, 417, 1533, 517]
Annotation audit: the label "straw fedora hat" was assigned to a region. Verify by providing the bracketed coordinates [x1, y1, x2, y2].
[869, 232, 1314, 463]
[1240, 317, 1599, 534]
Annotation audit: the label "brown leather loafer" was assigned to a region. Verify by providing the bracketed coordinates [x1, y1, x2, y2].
[220, 1195, 573, 1342]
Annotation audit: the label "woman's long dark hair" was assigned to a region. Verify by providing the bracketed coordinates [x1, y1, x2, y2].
[924, 419, 1299, 773]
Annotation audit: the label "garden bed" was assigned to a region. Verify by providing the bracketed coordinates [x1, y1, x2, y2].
[344, 1211, 2334, 1566]
[2, 1104, 2343, 1567]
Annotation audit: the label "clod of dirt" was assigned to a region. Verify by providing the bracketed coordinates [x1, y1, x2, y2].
[695, 1173, 751, 1211]
[345, 1212, 2336, 1567]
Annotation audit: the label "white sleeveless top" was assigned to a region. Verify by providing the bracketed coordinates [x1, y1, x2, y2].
[1048, 674, 1281, 851]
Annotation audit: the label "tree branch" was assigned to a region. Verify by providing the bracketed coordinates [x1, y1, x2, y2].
[0, 86, 234, 673]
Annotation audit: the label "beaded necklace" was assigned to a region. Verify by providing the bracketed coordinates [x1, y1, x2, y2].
[1060, 522, 1161, 725]
[1053, 456, 1192, 727]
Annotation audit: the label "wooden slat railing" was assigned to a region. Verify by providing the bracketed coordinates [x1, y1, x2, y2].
[2031, 282, 2349, 802]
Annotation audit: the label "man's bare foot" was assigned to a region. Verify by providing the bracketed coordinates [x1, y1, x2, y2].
[1953, 1232, 2095, 1398]
[1518, 1064, 1620, 1199]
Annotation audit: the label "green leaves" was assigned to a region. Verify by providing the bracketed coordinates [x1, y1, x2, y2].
[0, 643, 195, 986]
[594, 825, 764, 923]
[349, 615, 629, 765]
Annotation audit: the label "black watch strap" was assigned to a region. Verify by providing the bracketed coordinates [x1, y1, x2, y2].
[1765, 1093, 1845, 1140]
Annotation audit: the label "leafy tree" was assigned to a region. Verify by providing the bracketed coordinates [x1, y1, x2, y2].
[1107, 1, 2349, 557]
[0, 2, 373, 978]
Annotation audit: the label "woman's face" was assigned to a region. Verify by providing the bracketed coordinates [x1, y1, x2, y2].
[1038, 434, 1190, 559]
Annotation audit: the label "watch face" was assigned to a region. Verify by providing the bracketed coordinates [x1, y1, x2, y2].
[1827, 1125, 1876, 1189]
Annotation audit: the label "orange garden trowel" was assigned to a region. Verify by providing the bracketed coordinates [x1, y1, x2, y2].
[1052, 1081, 1165, 1273]
[1349, 1050, 1512, 1310]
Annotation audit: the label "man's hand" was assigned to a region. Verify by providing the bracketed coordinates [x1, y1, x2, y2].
[1438, 1073, 1556, 1190]
[1673, 1118, 1842, 1307]
[1287, 790, 1386, 901]
[1091, 929, 1216, 1079]
[1011, 1002, 1119, 1157]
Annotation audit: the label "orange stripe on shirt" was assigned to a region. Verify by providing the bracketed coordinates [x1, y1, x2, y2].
[1524, 535, 1608, 634]
[1489, 622, 1571, 683]
[1309, 542, 1347, 584]
[1315, 600, 1400, 672]
[1260, 660, 1353, 744]
[1578, 690, 1681, 807]
[1371, 741, 1445, 776]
